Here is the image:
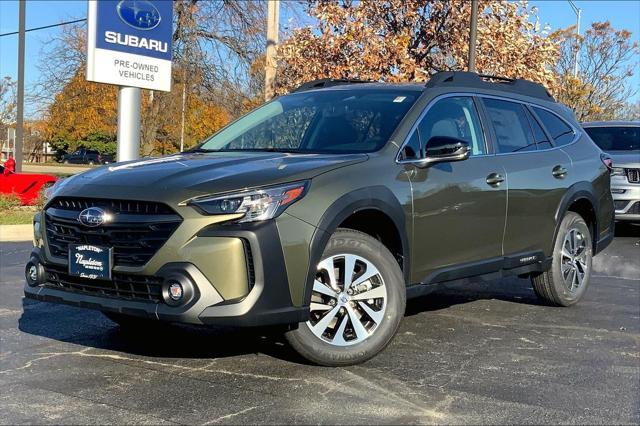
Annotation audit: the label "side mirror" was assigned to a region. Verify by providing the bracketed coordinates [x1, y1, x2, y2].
[415, 136, 471, 168]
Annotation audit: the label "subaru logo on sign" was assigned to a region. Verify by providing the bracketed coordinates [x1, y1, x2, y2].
[117, 0, 161, 30]
[78, 207, 109, 227]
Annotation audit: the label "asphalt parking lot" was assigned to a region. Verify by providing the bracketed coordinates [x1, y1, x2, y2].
[1, 225, 638, 424]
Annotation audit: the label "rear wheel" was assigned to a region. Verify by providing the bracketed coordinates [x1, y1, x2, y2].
[286, 229, 405, 366]
[531, 212, 592, 306]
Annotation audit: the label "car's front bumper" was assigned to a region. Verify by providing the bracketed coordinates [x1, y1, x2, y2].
[25, 216, 312, 327]
[611, 175, 640, 221]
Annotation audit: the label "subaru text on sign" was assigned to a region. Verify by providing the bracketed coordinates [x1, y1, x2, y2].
[86, 0, 173, 92]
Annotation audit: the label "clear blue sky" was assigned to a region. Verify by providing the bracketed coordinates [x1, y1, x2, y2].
[1, 0, 639, 117]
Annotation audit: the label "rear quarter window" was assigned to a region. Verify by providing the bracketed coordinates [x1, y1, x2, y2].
[533, 107, 576, 147]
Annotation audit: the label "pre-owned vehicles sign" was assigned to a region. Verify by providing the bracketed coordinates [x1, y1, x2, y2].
[86, 0, 173, 92]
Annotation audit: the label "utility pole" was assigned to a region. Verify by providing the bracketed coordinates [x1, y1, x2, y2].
[568, 0, 582, 77]
[180, 72, 186, 152]
[468, 0, 478, 73]
[15, 0, 26, 172]
[265, 0, 280, 101]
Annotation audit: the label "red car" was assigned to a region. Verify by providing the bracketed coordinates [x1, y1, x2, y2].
[0, 165, 57, 205]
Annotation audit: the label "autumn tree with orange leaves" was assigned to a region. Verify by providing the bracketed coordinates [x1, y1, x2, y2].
[276, 0, 559, 94]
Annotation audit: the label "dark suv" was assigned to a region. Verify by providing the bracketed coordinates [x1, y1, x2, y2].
[26, 72, 614, 366]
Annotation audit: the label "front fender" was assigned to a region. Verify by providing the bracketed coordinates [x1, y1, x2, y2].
[301, 186, 410, 305]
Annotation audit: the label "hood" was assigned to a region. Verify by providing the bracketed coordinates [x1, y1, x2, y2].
[56, 151, 367, 202]
[606, 150, 640, 168]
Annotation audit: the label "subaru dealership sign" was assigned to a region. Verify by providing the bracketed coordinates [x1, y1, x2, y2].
[86, 0, 173, 92]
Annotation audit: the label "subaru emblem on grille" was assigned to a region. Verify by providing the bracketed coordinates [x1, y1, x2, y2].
[78, 207, 109, 227]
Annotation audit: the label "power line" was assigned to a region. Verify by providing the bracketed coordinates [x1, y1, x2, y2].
[0, 18, 87, 38]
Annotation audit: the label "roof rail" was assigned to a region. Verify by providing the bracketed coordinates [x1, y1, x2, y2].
[292, 78, 373, 93]
[425, 71, 555, 102]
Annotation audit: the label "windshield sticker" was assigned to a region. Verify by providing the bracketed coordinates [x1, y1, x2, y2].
[393, 96, 406, 103]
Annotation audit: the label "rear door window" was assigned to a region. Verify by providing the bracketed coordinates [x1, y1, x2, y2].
[532, 107, 576, 147]
[483, 98, 537, 153]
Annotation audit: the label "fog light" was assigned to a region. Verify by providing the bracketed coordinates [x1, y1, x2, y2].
[168, 281, 183, 301]
[25, 260, 45, 287]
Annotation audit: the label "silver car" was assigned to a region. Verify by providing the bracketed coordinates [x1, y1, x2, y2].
[583, 121, 639, 221]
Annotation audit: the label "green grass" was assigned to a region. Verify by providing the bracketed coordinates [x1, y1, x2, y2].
[0, 210, 35, 225]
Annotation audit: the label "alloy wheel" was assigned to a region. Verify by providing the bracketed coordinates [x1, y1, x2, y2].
[306, 253, 387, 346]
[560, 228, 589, 292]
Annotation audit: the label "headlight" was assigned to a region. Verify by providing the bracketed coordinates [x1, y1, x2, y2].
[610, 167, 625, 176]
[186, 181, 309, 223]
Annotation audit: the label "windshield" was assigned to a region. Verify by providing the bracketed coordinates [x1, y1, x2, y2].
[198, 89, 418, 153]
[584, 126, 640, 151]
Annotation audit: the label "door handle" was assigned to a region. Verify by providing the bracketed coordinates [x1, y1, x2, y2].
[486, 173, 505, 186]
[552, 165, 568, 179]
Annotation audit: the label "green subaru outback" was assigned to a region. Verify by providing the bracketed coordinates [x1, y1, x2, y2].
[25, 72, 614, 366]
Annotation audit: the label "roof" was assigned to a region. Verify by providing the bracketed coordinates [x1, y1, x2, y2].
[291, 72, 555, 102]
[582, 120, 640, 127]
[292, 79, 425, 93]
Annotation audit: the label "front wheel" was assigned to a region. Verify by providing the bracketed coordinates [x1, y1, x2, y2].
[531, 212, 593, 306]
[286, 229, 406, 366]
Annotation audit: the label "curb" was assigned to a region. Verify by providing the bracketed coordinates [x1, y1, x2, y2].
[0, 224, 33, 242]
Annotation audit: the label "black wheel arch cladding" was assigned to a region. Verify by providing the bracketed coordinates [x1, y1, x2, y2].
[303, 186, 410, 306]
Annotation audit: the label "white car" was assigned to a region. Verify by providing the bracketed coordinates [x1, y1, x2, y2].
[583, 121, 640, 222]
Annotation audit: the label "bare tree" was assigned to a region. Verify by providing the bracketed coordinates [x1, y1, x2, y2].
[552, 22, 639, 121]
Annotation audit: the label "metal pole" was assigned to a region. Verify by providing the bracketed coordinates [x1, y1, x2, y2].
[574, 8, 581, 77]
[15, 0, 26, 172]
[468, 0, 478, 73]
[116, 87, 141, 162]
[180, 72, 186, 152]
[265, 0, 280, 101]
[568, 0, 581, 77]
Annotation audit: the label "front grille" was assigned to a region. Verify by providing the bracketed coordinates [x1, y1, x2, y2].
[626, 168, 640, 183]
[45, 197, 182, 267]
[43, 263, 163, 303]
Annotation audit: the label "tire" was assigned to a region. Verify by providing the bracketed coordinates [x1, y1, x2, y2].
[102, 312, 167, 332]
[286, 228, 406, 366]
[531, 212, 593, 306]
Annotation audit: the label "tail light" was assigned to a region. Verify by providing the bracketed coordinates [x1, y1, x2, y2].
[600, 153, 613, 172]
[98, 154, 102, 162]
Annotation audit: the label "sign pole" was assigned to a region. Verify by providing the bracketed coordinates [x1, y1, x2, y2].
[116, 86, 141, 162]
